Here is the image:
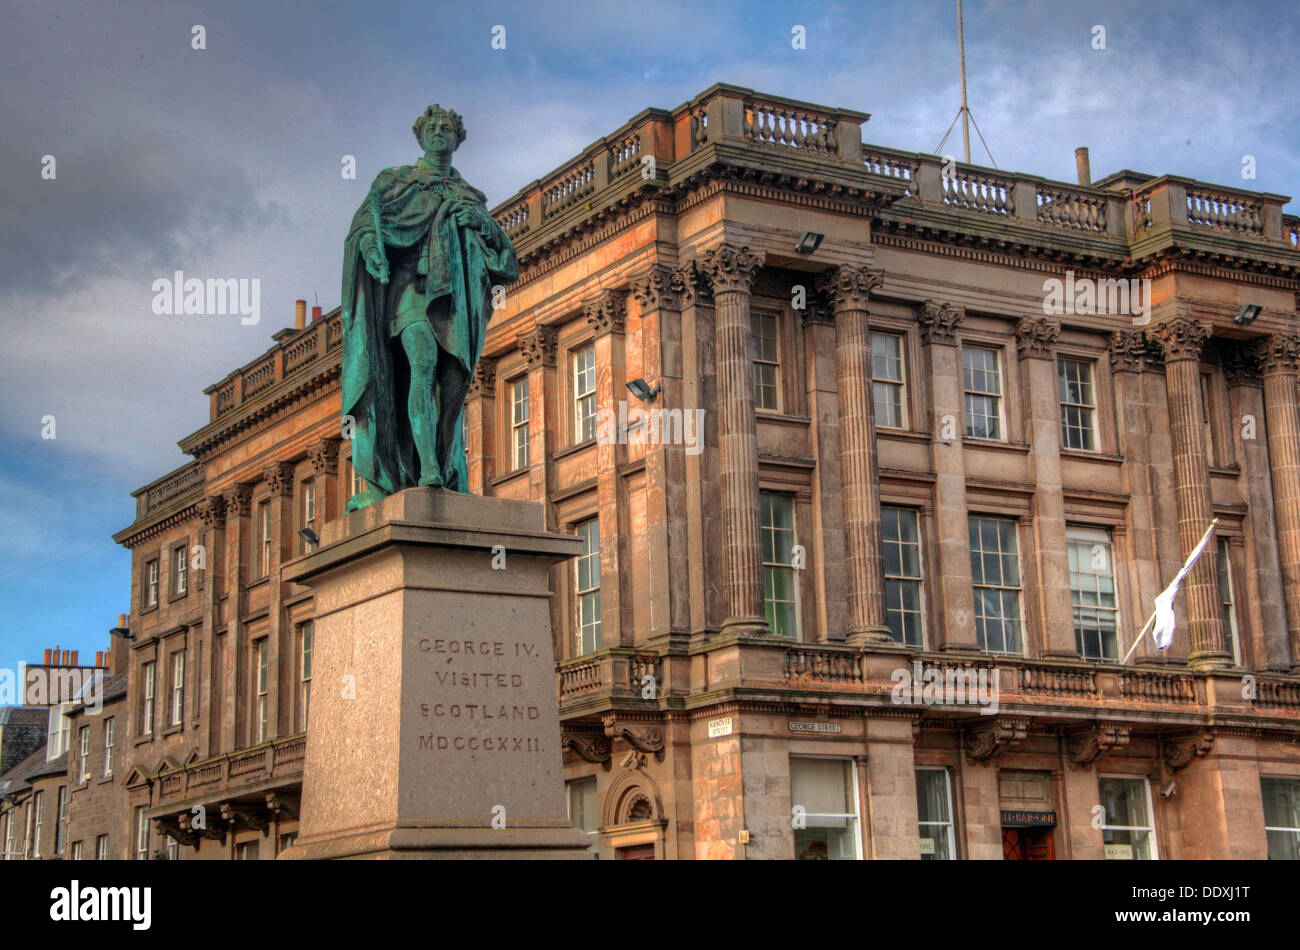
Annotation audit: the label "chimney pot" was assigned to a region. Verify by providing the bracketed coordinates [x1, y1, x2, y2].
[295, 299, 307, 330]
[312, 305, 322, 323]
[44, 649, 52, 664]
[1075, 147, 1091, 186]
[71, 650, 78, 666]
[118, 613, 127, 628]
[96, 651, 103, 667]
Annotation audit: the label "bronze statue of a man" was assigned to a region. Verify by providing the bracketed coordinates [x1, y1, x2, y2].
[340, 104, 519, 510]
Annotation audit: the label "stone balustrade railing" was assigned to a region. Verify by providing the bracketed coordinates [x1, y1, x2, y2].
[1015, 662, 1100, 700]
[783, 644, 867, 689]
[154, 733, 307, 807]
[489, 85, 1296, 265]
[138, 461, 204, 519]
[205, 311, 342, 422]
[558, 657, 604, 700]
[1119, 669, 1199, 704]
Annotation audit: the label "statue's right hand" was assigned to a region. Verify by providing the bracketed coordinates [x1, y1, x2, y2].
[364, 245, 390, 283]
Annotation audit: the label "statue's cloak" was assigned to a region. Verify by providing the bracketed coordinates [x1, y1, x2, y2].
[341, 163, 518, 496]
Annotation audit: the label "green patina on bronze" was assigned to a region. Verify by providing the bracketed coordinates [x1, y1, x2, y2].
[341, 104, 518, 510]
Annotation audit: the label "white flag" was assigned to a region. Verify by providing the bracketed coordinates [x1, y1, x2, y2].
[1151, 520, 1218, 651]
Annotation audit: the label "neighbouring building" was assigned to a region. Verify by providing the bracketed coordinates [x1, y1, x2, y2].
[18, 83, 1300, 860]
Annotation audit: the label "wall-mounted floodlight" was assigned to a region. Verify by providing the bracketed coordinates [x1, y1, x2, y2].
[298, 528, 320, 548]
[795, 231, 824, 254]
[1234, 304, 1262, 326]
[626, 378, 661, 402]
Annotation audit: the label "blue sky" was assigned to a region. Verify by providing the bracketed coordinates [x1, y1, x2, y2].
[1, 0, 1297, 676]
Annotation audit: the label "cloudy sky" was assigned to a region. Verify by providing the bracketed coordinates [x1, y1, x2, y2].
[1, 0, 1296, 678]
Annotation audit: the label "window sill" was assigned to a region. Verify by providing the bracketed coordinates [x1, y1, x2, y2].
[162, 724, 183, 738]
[97, 775, 114, 786]
[133, 734, 154, 746]
[554, 438, 596, 461]
[755, 411, 811, 427]
[167, 591, 189, 605]
[961, 438, 1030, 454]
[139, 603, 159, 616]
[876, 427, 931, 443]
[1060, 448, 1123, 464]
[491, 466, 529, 487]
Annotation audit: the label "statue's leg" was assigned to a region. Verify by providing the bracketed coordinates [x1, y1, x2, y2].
[399, 320, 443, 488]
[345, 403, 390, 511]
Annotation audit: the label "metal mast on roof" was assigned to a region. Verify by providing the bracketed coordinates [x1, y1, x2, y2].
[936, 0, 998, 168]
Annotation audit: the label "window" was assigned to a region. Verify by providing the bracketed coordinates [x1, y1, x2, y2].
[55, 785, 66, 854]
[1058, 358, 1097, 451]
[1099, 776, 1157, 859]
[3, 810, 13, 860]
[1262, 778, 1300, 860]
[144, 558, 160, 608]
[140, 661, 155, 736]
[32, 790, 44, 858]
[882, 507, 924, 647]
[95, 835, 108, 861]
[135, 806, 150, 860]
[760, 492, 800, 639]
[236, 840, 260, 860]
[752, 311, 781, 411]
[300, 621, 313, 731]
[575, 519, 601, 655]
[78, 725, 90, 783]
[969, 516, 1023, 655]
[1217, 538, 1240, 664]
[171, 544, 187, 596]
[71, 840, 83, 861]
[1068, 526, 1120, 661]
[871, 332, 907, 428]
[573, 345, 596, 442]
[278, 832, 298, 854]
[255, 501, 271, 578]
[915, 768, 956, 860]
[255, 639, 269, 743]
[46, 704, 72, 759]
[169, 650, 185, 726]
[103, 717, 115, 777]
[790, 758, 860, 860]
[166, 836, 178, 861]
[566, 777, 599, 855]
[301, 479, 317, 554]
[962, 345, 1003, 440]
[1200, 374, 1215, 463]
[511, 377, 530, 470]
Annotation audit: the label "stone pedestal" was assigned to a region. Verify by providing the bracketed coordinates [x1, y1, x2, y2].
[279, 487, 592, 859]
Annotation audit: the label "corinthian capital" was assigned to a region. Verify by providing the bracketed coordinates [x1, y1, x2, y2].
[916, 299, 964, 346]
[1015, 317, 1061, 361]
[1254, 333, 1300, 376]
[519, 325, 558, 367]
[467, 357, 497, 397]
[263, 461, 294, 497]
[696, 244, 763, 295]
[1107, 330, 1150, 374]
[1149, 317, 1211, 363]
[583, 289, 627, 337]
[222, 484, 252, 518]
[197, 494, 227, 528]
[814, 265, 884, 312]
[631, 264, 681, 311]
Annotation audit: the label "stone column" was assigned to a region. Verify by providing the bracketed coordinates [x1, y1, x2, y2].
[263, 460, 294, 739]
[1150, 316, 1231, 668]
[1108, 333, 1163, 662]
[816, 265, 890, 644]
[308, 437, 342, 525]
[1256, 333, 1300, 669]
[466, 358, 496, 495]
[585, 289, 631, 648]
[697, 245, 767, 636]
[1016, 317, 1077, 659]
[220, 483, 252, 752]
[918, 301, 979, 652]
[633, 265, 691, 647]
[799, 300, 847, 644]
[519, 325, 559, 531]
[196, 494, 226, 758]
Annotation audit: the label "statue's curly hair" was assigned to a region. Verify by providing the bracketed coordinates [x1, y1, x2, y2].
[413, 104, 467, 149]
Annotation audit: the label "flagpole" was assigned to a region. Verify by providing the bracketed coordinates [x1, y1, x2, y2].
[1119, 518, 1219, 665]
[1119, 609, 1158, 665]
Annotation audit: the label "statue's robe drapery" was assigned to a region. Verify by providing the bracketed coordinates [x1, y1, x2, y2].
[341, 163, 518, 500]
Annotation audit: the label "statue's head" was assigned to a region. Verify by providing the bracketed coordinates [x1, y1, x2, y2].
[413, 104, 466, 158]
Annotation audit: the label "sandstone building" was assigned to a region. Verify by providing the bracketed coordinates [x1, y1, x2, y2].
[5, 84, 1300, 860]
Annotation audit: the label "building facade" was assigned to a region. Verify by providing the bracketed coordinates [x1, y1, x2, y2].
[14, 83, 1300, 860]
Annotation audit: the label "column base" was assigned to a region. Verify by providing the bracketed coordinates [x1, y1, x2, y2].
[1187, 650, 1235, 672]
[720, 615, 769, 638]
[846, 625, 894, 648]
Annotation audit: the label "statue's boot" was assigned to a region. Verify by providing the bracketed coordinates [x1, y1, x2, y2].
[346, 486, 390, 512]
